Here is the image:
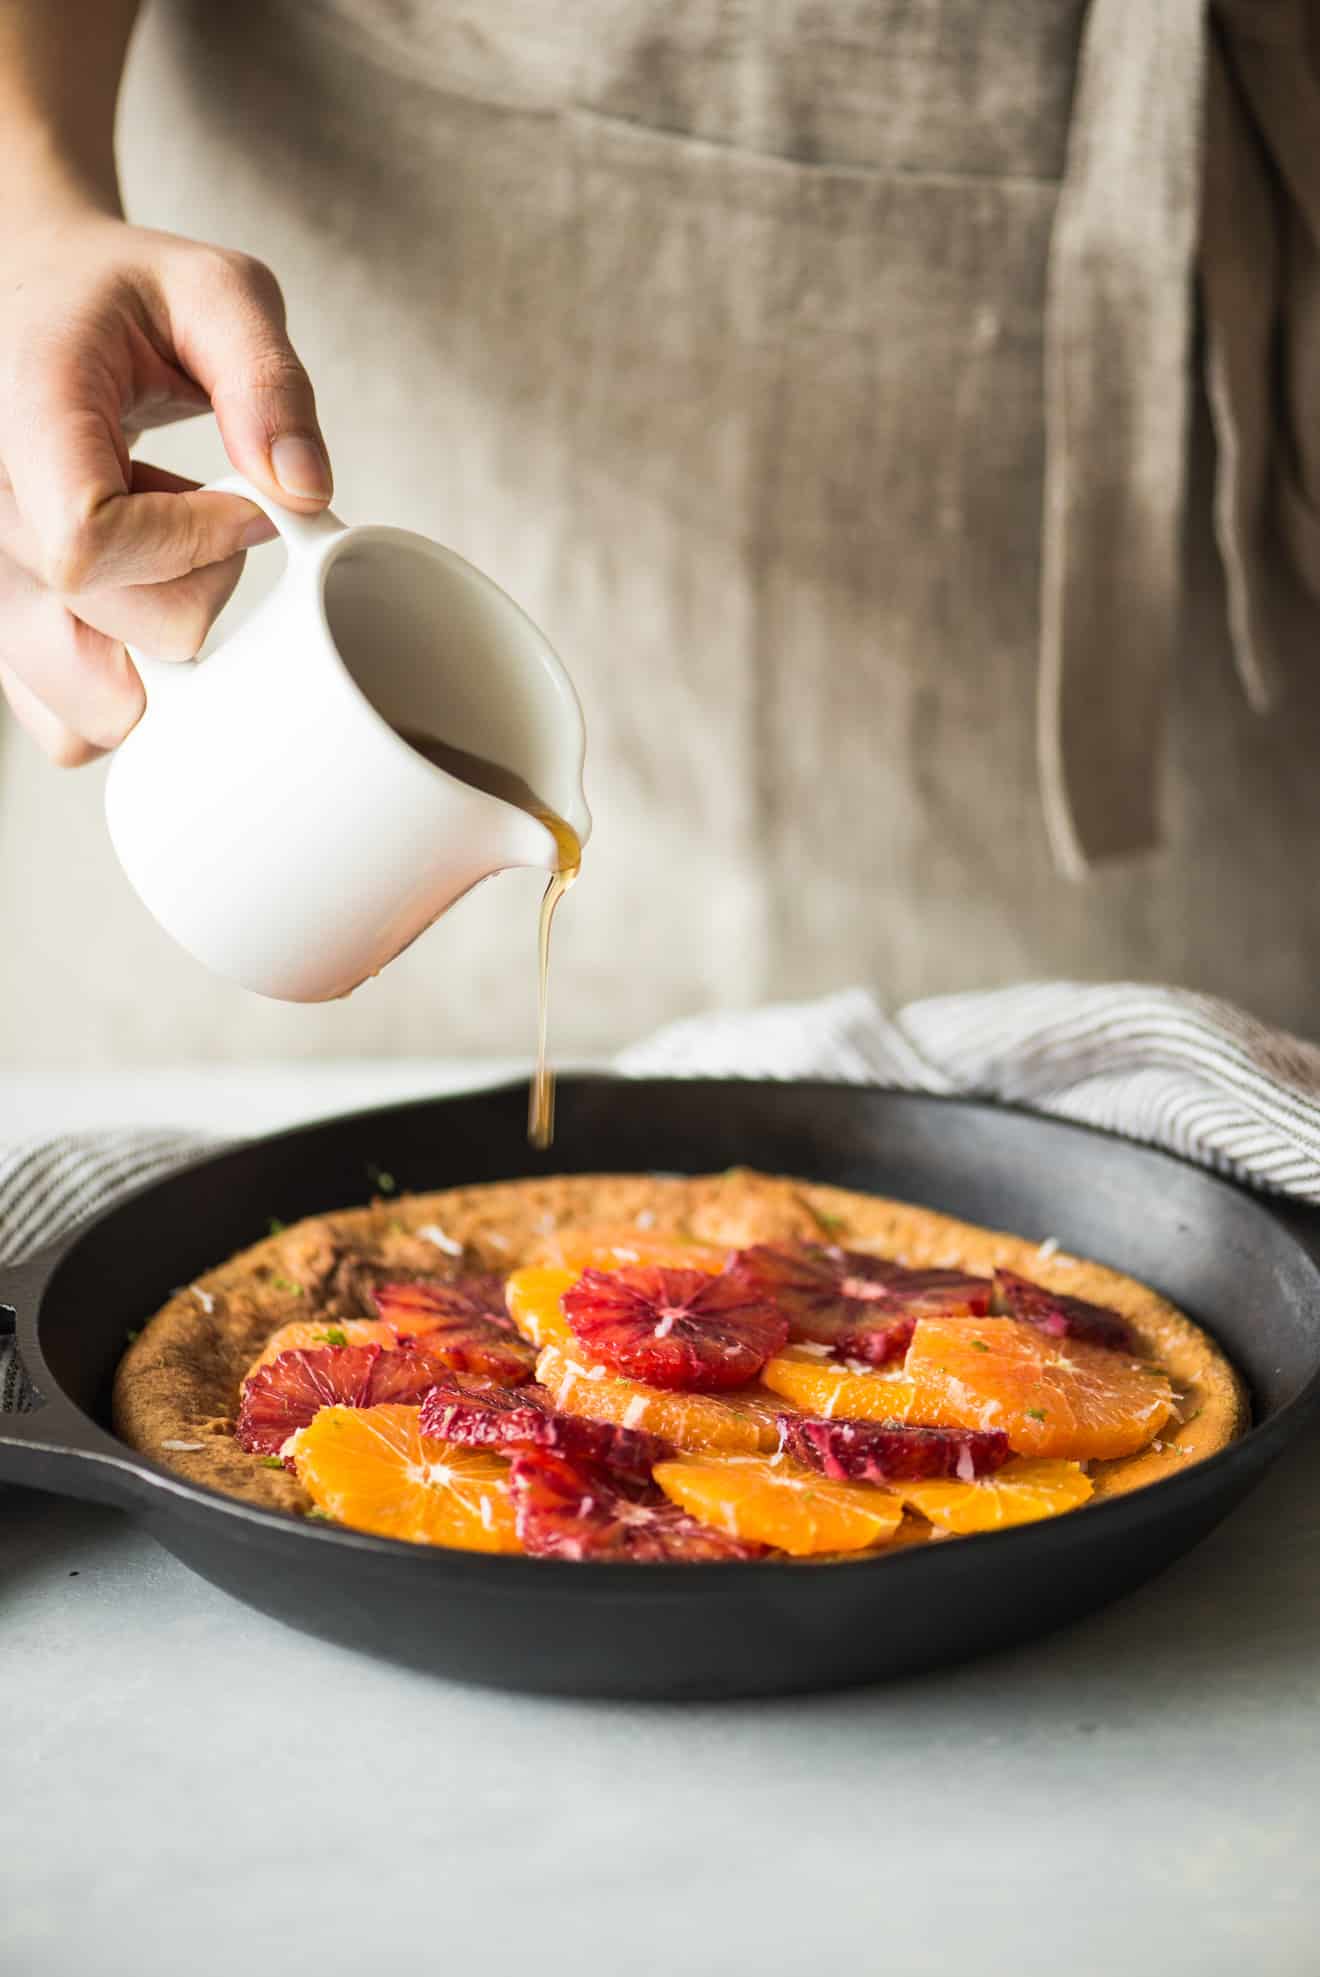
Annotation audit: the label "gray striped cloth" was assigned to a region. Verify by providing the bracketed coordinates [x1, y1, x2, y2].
[5, 982, 1320, 1412]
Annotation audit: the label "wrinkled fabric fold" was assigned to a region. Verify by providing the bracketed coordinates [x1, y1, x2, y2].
[1041, 0, 1320, 872]
[1039, 0, 1206, 873]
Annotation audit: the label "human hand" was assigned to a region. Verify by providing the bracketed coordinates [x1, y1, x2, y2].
[0, 209, 331, 763]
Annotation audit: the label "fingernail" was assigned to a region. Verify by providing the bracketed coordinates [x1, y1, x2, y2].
[271, 435, 333, 500]
[240, 512, 278, 549]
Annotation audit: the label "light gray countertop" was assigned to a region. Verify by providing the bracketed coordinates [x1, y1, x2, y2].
[3, 1066, 1318, 1977]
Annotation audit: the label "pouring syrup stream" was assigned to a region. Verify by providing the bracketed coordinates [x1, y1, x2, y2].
[398, 729, 581, 1148]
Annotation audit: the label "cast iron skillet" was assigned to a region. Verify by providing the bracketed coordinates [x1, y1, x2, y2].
[2, 1078, 1319, 1700]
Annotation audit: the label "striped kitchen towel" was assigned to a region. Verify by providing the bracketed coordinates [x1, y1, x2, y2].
[5, 982, 1320, 1411]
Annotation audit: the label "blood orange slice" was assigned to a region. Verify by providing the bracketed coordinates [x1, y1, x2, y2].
[654, 1454, 903, 1557]
[905, 1317, 1175, 1459]
[289, 1403, 520, 1550]
[896, 1457, 1093, 1534]
[563, 1265, 788, 1391]
[419, 1372, 669, 1478]
[509, 1449, 762, 1560]
[779, 1414, 1010, 1482]
[247, 1317, 404, 1378]
[735, 1244, 989, 1363]
[992, 1270, 1135, 1353]
[371, 1277, 534, 1384]
[236, 1343, 456, 1458]
[536, 1339, 786, 1454]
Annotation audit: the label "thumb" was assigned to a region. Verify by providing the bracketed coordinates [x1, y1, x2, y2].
[169, 248, 333, 511]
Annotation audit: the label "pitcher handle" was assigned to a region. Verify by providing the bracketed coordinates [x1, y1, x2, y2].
[206, 472, 349, 562]
[128, 473, 349, 705]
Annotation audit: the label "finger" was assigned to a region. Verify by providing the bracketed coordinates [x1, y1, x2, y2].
[0, 658, 106, 767]
[69, 550, 245, 662]
[0, 459, 274, 566]
[63, 464, 256, 663]
[167, 249, 333, 510]
[2, 371, 273, 595]
[0, 562, 144, 748]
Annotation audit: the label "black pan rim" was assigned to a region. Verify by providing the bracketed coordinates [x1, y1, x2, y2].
[10, 1074, 1320, 1589]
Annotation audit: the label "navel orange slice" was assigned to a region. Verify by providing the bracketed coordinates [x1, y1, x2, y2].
[905, 1317, 1175, 1460]
[654, 1454, 903, 1557]
[288, 1403, 520, 1551]
[536, 1339, 785, 1453]
[895, 1457, 1093, 1534]
[505, 1267, 578, 1349]
[760, 1347, 918, 1422]
[529, 1226, 729, 1274]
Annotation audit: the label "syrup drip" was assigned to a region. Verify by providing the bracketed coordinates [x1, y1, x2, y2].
[399, 729, 580, 1149]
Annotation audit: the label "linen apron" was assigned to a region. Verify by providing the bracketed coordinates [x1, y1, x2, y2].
[2, 0, 1318, 1066]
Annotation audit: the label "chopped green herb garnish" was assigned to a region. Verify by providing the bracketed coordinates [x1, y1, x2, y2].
[1026, 1407, 1047, 1422]
[368, 1165, 396, 1194]
[971, 1338, 990, 1353]
[124, 1328, 140, 1343]
[259, 1456, 285, 1470]
[305, 1509, 333, 1522]
[270, 1275, 303, 1296]
[388, 1218, 405, 1236]
[317, 1327, 348, 1348]
[267, 1217, 286, 1236]
[816, 1213, 849, 1234]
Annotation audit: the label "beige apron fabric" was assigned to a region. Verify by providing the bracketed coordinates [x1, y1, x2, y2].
[2, 0, 1319, 1066]
[1204, 1, 1320, 705]
[1038, 0, 1206, 873]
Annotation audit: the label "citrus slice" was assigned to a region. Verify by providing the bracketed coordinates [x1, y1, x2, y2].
[509, 1450, 762, 1560]
[247, 1317, 403, 1378]
[419, 1372, 669, 1478]
[563, 1265, 788, 1391]
[371, 1278, 534, 1383]
[654, 1454, 903, 1557]
[905, 1317, 1175, 1459]
[760, 1348, 918, 1422]
[778, 1413, 1010, 1481]
[235, 1343, 458, 1458]
[537, 1339, 785, 1454]
[735, 1244, 989, 1362]
[506, 1267, 578, 1349]
[288, 1403, 520, 1551]
[529, 1225, 729, 1274]
[896, 1457, 1093, 1534]
[991, 1270, 1134, 1353]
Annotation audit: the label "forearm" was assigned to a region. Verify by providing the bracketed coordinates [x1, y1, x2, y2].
[0, 0, 139, 219]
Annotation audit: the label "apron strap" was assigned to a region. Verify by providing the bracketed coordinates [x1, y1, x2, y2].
[1038, 0, 1207, 876]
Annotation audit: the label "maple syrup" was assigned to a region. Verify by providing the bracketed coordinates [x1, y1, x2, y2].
[398, 729, 581, 1149]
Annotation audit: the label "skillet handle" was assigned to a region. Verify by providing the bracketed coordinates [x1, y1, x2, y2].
[0, 1247, 147, 1509]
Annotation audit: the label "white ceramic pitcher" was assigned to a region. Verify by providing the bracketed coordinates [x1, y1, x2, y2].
[104, 475, 590, 1002]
